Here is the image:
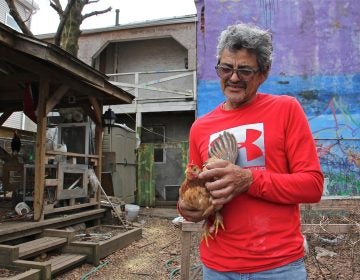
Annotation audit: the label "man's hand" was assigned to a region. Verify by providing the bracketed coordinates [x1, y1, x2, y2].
[199, 159, 253, 206]
[178, 199, 207, 223]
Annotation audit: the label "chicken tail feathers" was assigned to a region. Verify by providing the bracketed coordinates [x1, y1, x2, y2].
[208, 131, 238, 163]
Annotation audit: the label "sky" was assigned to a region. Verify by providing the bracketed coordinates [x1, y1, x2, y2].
[31, 0, 197, 35]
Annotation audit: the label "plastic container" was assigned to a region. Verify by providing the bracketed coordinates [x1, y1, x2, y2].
[125, 204, 140, 222]
[15, 202, 31, 215]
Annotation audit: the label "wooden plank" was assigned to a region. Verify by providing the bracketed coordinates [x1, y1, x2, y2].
[42, 229, 75, 244]
[45, 151, 99, 159]
[181, 221, 203, 232]
[98, 228, 142, 259]
[17, 237, 67, 258]
[0, 209, 106, 243]
[49, 254, 87, 275]
[44, 202, 97, 215]
[45, 179, 58, 186]
[57, 189, 88, 200]
[63, 242, 98, 265]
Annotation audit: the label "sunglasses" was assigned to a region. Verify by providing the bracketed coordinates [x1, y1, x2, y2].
[215, 64, 259, 80]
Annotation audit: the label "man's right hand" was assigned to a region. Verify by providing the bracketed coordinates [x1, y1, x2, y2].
[177, 199, 206, 223]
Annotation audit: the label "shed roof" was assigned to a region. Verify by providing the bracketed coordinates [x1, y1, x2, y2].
[0, 23, 134, 114]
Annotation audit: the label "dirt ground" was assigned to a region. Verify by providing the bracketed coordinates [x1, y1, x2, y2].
[55, 211, 201, 280]
[54, 209, 360, 280]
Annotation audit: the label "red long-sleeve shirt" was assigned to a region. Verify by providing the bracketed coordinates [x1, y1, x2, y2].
[189, 93, 323, 273]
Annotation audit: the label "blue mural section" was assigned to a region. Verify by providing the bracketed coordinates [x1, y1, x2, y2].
[198, 73, 360, 195]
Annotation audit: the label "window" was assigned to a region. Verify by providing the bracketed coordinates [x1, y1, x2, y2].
[154, 148, 164, 163]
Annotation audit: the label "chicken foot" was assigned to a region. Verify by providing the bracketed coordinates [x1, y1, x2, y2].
[201, 219, 214, 247]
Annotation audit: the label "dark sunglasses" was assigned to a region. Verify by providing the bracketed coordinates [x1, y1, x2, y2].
[215, 64, 259, 80]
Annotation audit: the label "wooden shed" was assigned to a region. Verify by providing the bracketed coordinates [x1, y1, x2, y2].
[0, 23, 134, 222]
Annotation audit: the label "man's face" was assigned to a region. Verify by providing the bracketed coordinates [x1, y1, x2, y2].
[217, 48, 268, 109]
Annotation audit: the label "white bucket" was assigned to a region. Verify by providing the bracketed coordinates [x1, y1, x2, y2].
[125, 204, 140, 222]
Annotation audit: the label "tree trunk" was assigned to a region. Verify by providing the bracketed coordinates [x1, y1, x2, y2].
[60, 0, 85, 56]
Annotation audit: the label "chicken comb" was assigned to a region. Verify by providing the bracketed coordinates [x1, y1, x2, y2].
[208, 131, 239, 164]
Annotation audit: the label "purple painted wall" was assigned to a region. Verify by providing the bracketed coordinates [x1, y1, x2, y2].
[196, 0, 360, 79]
[196, 0, 360, 195]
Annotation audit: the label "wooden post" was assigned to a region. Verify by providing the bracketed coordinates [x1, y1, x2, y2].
[95, 124, 103, 209]
[34, 79, 49, 221]
[89, 96, 103, 211]
[180, 221, 203, 280]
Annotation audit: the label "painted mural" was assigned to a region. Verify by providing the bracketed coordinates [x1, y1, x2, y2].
[195, 0, 360, 196]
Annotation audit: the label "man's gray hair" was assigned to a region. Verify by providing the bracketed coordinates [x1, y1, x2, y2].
[216, 23, 273, 73]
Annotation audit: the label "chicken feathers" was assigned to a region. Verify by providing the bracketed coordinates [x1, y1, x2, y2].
[179, 131, 239, 246]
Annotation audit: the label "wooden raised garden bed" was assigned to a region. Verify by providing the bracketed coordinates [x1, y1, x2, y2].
[0, 265, 41, 280]
[63, 225, 142, 265]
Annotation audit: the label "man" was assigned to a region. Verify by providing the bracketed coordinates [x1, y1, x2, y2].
[178, 23, 324, 279]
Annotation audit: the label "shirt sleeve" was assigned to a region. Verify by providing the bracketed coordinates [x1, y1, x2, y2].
[247, 98, 324, 204]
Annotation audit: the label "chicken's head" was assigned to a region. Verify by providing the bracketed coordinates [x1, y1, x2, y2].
[185, 163, 202, 180]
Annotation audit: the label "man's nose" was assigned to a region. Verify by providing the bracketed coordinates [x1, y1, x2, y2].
[229, 70, 241, 81]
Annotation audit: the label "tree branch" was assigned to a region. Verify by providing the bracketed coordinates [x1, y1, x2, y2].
[5, 0, 33, 36]
[50, 0, 64, 16]
[87, 0, 101, 4]
[82, 7, 112, 21]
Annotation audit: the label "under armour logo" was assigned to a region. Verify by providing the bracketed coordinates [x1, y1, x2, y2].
[237, 129, 263, 161]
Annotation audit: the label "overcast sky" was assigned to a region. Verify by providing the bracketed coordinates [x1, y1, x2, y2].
[31, 0, 197, 35]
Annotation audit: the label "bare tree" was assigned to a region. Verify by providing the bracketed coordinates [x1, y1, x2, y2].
[6, 0, 111, 56]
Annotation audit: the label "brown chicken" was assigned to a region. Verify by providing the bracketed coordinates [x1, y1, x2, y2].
[179, 131, 239, 245]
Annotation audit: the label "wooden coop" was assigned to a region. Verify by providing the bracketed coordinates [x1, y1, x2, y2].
[0, 23, 134, 222]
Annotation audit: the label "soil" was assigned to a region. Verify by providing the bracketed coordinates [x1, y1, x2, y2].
[51, 211, 360, 280]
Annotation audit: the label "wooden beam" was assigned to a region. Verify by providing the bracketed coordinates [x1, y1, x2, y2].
[34, 79, 49, 221]
[89, 96, 102, 125]
[0, 110, 12, 126]
[46, 85, 69, 114]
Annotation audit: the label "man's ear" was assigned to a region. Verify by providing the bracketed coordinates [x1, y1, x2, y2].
[259, 64, 271, 83]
